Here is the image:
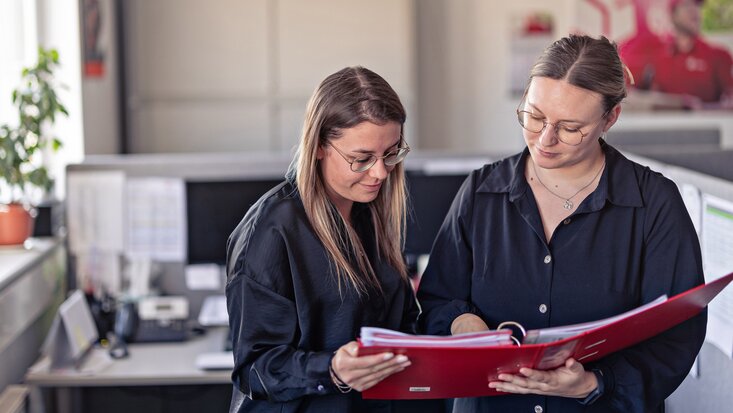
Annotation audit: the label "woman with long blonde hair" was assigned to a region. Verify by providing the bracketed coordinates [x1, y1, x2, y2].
[226, 66, 442, 413]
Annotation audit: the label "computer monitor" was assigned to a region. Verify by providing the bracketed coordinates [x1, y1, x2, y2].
[185, 172, 469, 266]
[186, 179, 284, 265]
[404, 171, 468, 257]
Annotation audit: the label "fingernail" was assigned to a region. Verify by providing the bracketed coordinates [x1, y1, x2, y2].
[396, 355, 408, 363]
[383, 353, 394, 360]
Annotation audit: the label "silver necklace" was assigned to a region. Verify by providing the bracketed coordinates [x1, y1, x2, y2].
[531, 158, 606, 210]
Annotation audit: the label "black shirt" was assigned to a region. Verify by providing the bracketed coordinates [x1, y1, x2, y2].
[226, 180, 442, 413]
[417, 142, 707, 413]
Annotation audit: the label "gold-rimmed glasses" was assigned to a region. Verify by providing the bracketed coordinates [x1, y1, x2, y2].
[325, 140, 410, 173]
[516, 109, 608, 146]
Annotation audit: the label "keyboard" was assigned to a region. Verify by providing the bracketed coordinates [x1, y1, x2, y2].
[195, 351, 234, 370]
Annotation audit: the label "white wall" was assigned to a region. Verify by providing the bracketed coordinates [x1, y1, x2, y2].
[80, 0, 733, 156]
[123, 0, 415, 154]
[117, 0, 601, 154]
[416, 0, 577, 154]
[117, 0, 577, 155]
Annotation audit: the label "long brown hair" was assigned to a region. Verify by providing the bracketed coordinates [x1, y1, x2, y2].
[526, 34, 627, 113]
[288, 66, 408, 297]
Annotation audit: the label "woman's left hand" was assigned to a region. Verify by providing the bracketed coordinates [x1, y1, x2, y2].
[488, 358, 597, 398]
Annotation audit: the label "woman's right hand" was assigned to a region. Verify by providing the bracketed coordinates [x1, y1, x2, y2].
[451, 313, 490, 335]
[330, 341, 411, 392]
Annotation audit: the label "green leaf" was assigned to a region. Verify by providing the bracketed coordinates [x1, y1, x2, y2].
[0, 47, 68, 203]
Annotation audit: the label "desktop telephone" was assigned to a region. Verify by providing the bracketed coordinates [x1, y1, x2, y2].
[114, 296, 189, 344]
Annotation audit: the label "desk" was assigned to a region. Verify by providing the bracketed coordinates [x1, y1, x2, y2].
[25, 328, 232, 413]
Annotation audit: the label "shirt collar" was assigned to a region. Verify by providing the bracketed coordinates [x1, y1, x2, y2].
[666, 35, 704, 56]
[476, 140, 643, 208]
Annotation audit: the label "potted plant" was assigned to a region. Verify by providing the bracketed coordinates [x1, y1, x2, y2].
[0, 47, 67, 245]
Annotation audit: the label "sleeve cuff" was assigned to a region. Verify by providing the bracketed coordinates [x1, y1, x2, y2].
[577, 368, 605, 406]
[311, 350, 339, 394]
[422, 299, 477, 335]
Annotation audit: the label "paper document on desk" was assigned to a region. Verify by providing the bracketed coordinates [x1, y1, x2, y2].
[196, 351, 234, 370]
[198, 295, 229, 326]
[186, 264, 222, 290]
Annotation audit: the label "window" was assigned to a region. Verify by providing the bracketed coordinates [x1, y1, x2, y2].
[0, 0, 37, 126]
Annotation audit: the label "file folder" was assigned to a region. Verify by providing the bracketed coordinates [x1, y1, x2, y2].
[359, 271, 733, 400]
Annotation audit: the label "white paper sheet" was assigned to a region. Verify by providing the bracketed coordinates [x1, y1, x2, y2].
[701, 194, 733, 358]
[185, 263, 222, 290]
[67, 171, 126, 255]
[360, 327, 513, 347]
[125, 178, 187, 262]
[198, 295, 229, 326]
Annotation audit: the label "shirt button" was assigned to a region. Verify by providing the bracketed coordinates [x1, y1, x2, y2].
[534, 405, 544, 413]
[317, 384, 324, 392]
[539, 304, 548, 314]
[563, 218, 571, 225]
[543, 254, 552, 264]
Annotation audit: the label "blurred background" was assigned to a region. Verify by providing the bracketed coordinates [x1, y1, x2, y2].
[2, 0, 733, 174]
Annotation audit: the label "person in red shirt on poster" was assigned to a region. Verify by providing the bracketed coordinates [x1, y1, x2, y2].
[652, 0, 733, 109]
[618, 0, 667, 90]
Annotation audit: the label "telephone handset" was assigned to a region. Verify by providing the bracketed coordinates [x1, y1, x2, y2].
[115, 301, 138, 340]
[109, 301, 136, 359]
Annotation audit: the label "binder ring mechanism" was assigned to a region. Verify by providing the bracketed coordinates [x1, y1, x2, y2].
[496, 321, 526, 346]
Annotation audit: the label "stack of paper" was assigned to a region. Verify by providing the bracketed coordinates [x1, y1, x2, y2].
[524, 295, 668, 344]
[360, 327, 513, 348]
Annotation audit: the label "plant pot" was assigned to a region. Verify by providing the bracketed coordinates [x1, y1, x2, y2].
[0, 203, 36, 245]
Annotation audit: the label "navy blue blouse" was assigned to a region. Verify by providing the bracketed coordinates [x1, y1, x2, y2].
[417, 142, 707, 413]
[226, 180, 443, 413]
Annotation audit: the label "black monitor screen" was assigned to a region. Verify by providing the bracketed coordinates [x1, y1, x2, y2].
[404, 172, 468, 257]
[186, 179, 283, 265]
[186, 173, 468, 265]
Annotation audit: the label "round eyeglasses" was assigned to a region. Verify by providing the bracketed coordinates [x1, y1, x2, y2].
[326, 141, 410, 173]
[516, 110, 606, 146]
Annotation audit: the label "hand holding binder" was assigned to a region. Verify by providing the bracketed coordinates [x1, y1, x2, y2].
[358, 271, 733, 400]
